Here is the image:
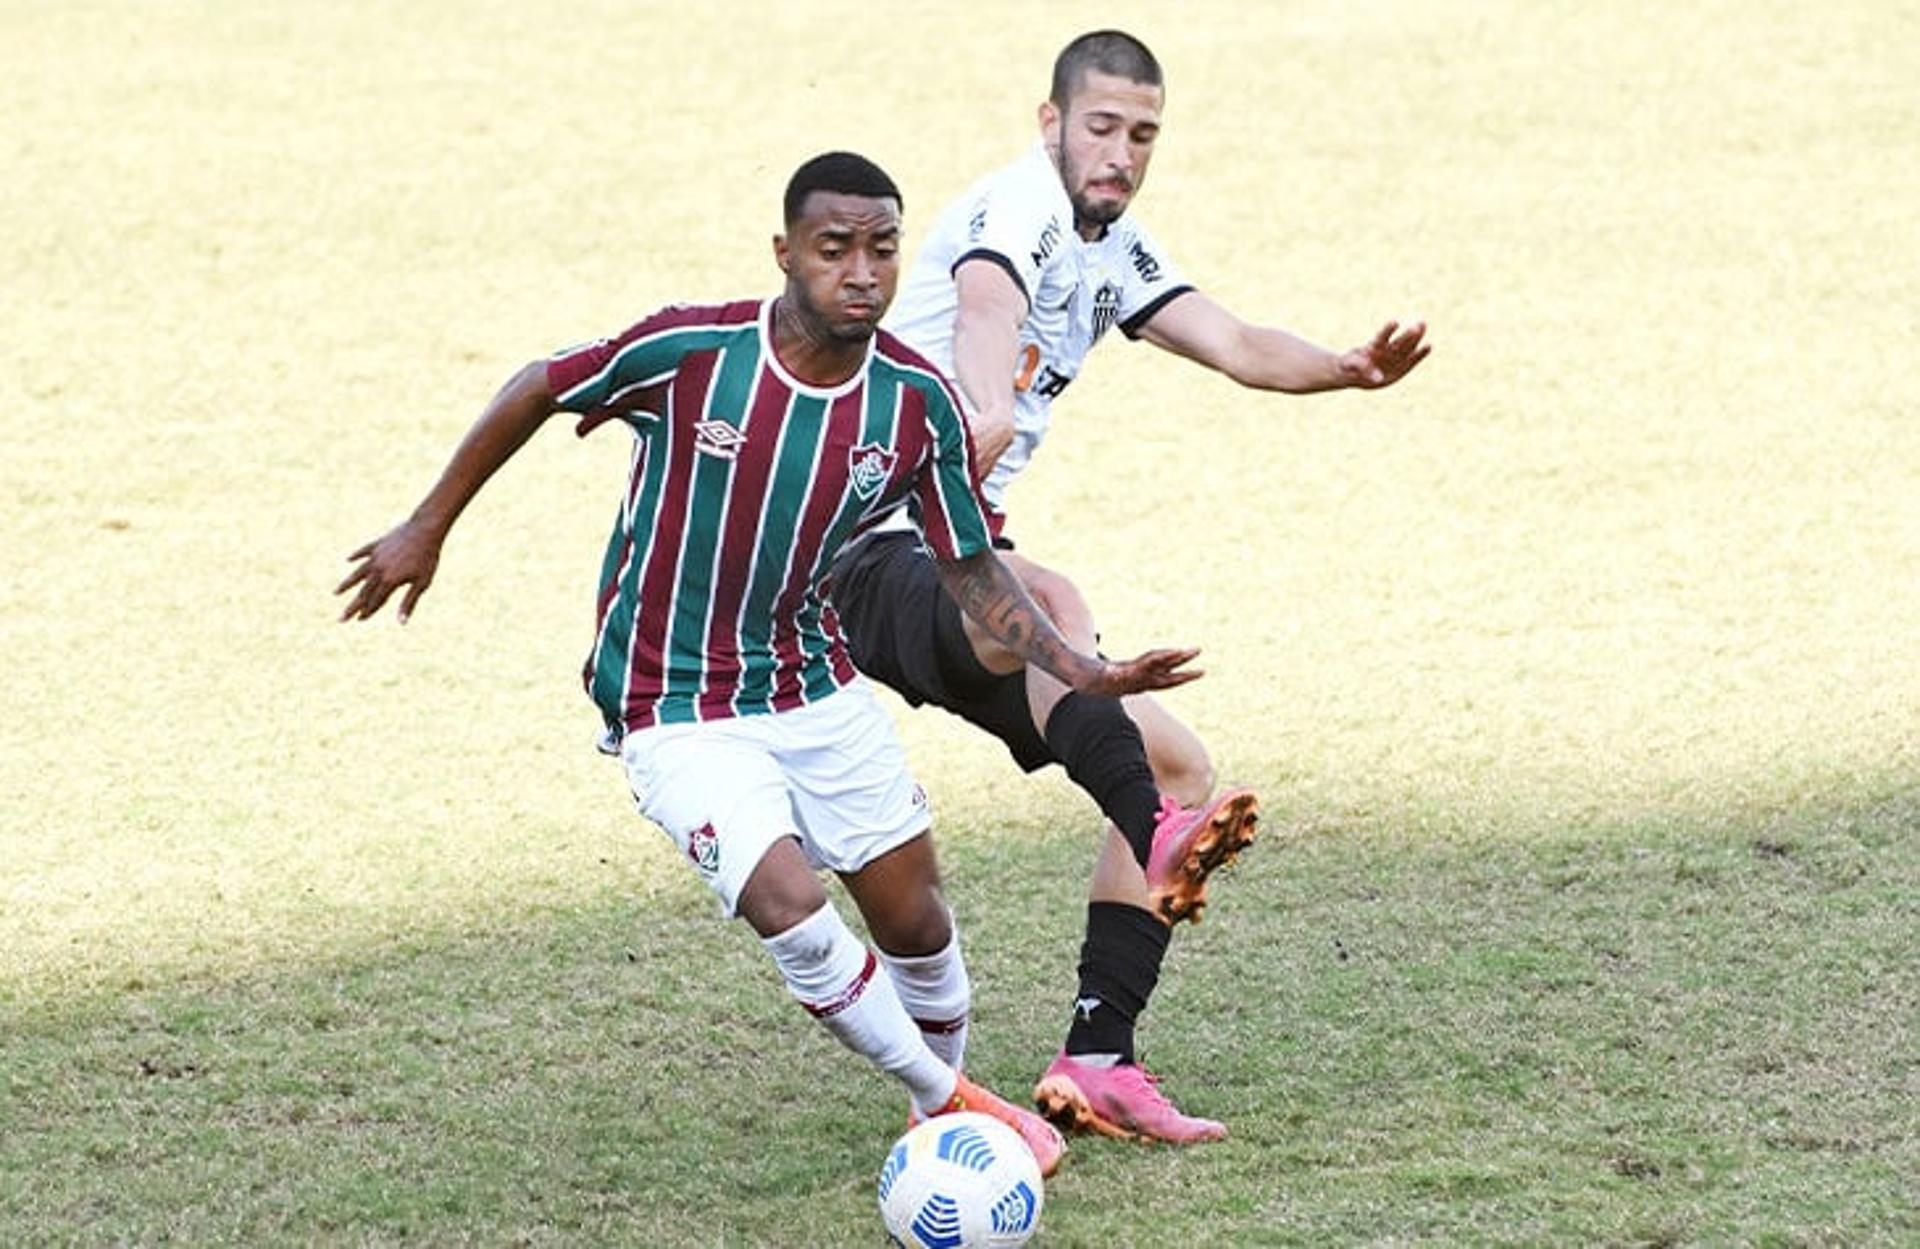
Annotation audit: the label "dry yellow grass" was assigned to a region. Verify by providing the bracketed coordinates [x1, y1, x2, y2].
[5, 0, 1915, 1002]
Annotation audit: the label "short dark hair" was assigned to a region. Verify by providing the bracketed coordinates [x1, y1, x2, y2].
[1050, 30, 1162, 108]
[783, 151, 902, 227]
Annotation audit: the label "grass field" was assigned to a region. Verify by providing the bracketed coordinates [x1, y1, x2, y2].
[4, 1, 1916, 1244]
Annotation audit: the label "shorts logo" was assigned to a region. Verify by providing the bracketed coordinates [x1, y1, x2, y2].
[848, 442, 897, 502]
[694, 419, 745, 460]
[910, 783, 928, 810]
[686, 822, 720, 875]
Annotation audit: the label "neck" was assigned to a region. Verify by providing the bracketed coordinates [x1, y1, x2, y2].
[770, 296, 865, 387]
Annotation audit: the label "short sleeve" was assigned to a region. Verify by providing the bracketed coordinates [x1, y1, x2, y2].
[910, 376, 998, 562]
[1114, 219, 1195, 339]
[949, 175, 1071, 310]
[546, 305, 721, 413]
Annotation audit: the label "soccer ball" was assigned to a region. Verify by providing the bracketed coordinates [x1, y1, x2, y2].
[877, 1111, 1045, 1248]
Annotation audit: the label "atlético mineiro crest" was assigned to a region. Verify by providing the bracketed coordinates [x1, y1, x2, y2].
[685, 822, 720, 875]
[848, 442, 896, 502]
[694, 419, 745, 460]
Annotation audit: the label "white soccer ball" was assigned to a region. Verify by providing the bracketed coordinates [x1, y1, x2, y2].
[877, 1111, 1045, 1248]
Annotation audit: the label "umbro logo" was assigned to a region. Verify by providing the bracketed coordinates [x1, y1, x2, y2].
[1074, 996, 1103, 1021]
[694, 419, 745, 460]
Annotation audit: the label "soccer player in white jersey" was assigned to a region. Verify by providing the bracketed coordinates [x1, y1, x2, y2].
[338, 152, 1208, 1177]
[830, 33, 1430, 1144]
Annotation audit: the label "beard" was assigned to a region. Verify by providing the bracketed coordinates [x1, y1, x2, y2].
[1070, 190, 1127, 230]
[1058, 148, 1133, 231]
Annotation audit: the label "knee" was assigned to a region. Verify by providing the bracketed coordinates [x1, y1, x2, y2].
[873, 895, 955, 958]
[1017, 564, 1095, 649]
[1155, 738, 1215, 808]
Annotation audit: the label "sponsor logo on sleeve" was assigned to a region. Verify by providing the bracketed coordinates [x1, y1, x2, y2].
[1128, 238, 1163, 283]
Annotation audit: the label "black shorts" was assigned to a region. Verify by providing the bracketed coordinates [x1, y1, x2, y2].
[828, 531, 1054, 772]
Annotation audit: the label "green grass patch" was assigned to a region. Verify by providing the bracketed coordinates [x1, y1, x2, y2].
[6, 788, 1912, 1245]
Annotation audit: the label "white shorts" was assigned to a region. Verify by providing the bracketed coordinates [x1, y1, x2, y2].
[618, 681, 932, 917]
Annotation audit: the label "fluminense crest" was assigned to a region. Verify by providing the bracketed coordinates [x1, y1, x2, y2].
[848, 442, 898, 502]
[685, 822, 720, 874]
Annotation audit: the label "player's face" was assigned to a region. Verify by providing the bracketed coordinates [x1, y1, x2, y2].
[1042, 70, 1163, 236]
[776, 192, 903, 342]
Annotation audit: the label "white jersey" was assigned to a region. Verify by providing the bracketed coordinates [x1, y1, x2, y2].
[886, 143, 1193, 510]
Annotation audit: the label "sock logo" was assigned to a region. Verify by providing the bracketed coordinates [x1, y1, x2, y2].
[1074, 996, 1103, 1022]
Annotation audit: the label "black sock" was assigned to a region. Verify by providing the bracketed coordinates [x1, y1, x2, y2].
[1063, 902, 1171, 1064]
[1043, 692, 1161, 867]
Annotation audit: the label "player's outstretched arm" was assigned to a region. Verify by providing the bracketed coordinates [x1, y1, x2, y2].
[336, 362, 559, 623]
[935, 550, 1201, 697]
[1137, 291, 1430, 394]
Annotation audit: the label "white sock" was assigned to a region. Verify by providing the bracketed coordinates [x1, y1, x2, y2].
[762, 903, 957, 1115]
[878, 929, 972, 1072]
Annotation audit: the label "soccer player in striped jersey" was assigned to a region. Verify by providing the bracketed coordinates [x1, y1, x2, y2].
[830, 32, 1431, 1144]
[337, 152, 1205, 1176]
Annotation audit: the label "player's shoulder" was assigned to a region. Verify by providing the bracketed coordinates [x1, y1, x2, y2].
[1101, 211, 1180, 284]
[548, 298, 760, 392]
[563, 298, 758, 355]
[969, 146, 1071, 227]
[872, 330, 972, 418]
[1104, 209, 1170, 255]
[871, 328, 951, 386]
[636, 297, 762, 334]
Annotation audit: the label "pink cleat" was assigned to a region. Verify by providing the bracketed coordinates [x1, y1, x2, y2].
[1145, 788, 1259, 925]
[1032, 1052, 1227, 1144]
[914, 1072, 1068, 1177]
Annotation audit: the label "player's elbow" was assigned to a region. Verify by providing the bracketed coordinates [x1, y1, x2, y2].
[969, 406, 1016, 462]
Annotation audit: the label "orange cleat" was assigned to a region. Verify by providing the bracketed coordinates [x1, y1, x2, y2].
[916, 1072, 1067, 1178]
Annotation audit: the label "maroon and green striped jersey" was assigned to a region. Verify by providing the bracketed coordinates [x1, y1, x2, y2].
[547, 298, 995, 733]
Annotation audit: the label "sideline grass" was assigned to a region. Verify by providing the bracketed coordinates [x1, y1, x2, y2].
[5, 0, 1917, 1244]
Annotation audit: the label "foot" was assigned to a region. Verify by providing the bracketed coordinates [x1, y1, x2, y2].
[1145, 787, 1259, 925]
[917, 1072, 1067, 1177]
[1032, 1052, 1227, 1144]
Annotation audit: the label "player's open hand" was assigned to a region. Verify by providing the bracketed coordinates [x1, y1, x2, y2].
[1338, 320, 1430, 389]
[336, 520, 442, 623]
[1078, 647, 1203, 697]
